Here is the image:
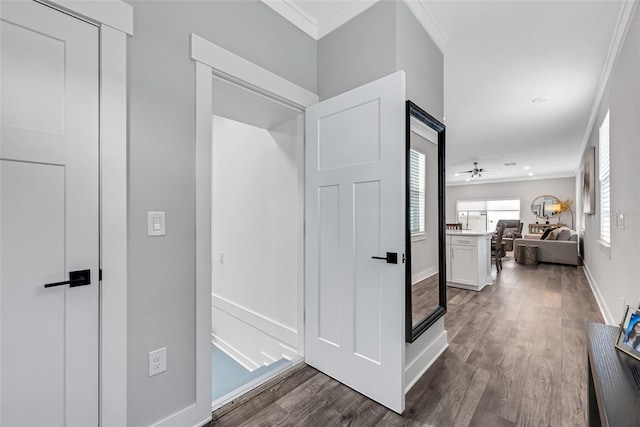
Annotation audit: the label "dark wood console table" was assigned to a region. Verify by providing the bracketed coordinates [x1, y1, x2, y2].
[587, 322, 640, 426]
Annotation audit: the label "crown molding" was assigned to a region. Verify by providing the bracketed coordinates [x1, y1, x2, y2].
[576, 0, 639, 174]
[402, 0, 447, 53]
[261, 0, 380, 40]
[261, 0, 318, 39]
[317, 1, 379, 39]
[446, 172, 576, 187]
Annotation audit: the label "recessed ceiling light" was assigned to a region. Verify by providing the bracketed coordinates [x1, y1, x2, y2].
[531, 96, 549, 103]
[528, 173, 534, 176]
[466, 178, 470, 182]
[455, 173, 460, 177]
[524, 166, 530, 170]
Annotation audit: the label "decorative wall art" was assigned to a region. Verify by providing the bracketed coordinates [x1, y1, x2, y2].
[582, 146, 595, 215]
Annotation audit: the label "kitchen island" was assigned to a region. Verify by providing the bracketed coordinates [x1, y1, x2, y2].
[445, 230, 493, 291]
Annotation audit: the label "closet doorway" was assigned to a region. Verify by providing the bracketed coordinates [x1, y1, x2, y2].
[210, 76, 305, 409]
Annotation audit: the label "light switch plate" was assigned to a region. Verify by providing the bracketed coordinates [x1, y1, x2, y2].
[147, 212, 166, 236]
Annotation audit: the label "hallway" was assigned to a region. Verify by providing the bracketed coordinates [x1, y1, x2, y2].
[211, 258, 604, 426]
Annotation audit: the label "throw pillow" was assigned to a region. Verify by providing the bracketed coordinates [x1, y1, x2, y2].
[556, 227, 573, 241]
[545, 228, 562, 240]
[540, 228, 553, 240]
[568, 233, 578, 242]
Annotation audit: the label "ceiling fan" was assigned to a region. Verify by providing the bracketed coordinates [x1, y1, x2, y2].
[458, 161, 495, 178]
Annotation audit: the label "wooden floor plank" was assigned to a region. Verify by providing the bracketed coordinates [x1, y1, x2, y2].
[210, 259, 604, 427]
[515, 355, 562, 427]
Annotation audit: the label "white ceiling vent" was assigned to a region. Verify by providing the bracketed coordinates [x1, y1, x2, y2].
[504, 162, 518, 167]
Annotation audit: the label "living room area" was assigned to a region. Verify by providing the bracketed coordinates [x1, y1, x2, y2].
[446, 177, 581, 270]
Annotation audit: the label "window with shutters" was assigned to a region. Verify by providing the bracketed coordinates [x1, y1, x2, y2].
[599, 110, 610, 244]
[409, 149, 426, 235]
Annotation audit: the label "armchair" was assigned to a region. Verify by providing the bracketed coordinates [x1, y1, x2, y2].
[495, 219, 523, 252]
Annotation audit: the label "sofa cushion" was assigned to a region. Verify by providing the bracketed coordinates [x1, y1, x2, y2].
[544, 229, 561, 240]
[556, 227, 573, 241]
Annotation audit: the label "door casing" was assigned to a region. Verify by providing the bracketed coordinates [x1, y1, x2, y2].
[191, 34, 319, 418]
[36, 2, 132, 426]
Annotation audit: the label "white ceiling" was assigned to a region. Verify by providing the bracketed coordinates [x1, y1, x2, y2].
[264, 0, 627, 185]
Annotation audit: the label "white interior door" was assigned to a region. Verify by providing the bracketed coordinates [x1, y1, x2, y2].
[305, 71, 406, 413]
[0, 2, 99, 425]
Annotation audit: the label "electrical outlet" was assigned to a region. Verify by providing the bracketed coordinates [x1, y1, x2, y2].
[219, 253, 224, 264]
[149, 347, 167, 376]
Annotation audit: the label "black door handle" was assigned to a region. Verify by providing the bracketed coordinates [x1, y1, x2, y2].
[44, 269, 91, 288]
[372, 252, 398, 264]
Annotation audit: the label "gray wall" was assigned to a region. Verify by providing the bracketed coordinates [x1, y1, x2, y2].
[579, 6, 640, 324]
[446, 177, 577, 233]
[317, 0, 397, 100]
[396, 0, 443, 120]
[317, 0, 444, 119]
[125, 1, 316, 425]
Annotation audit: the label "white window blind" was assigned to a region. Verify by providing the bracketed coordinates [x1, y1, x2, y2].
[599, 110, 611, 243]
[409, 149, 426, 234]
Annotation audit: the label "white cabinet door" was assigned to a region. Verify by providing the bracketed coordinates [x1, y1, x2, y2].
[1, 2, 99, 425]
[450, 245, 478, 285]
[305, 71, 406, 413]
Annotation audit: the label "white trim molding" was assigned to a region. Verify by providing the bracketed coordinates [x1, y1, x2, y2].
[576, 0, 639, 174]
[98, 24, 128, 427]
[261, 0, 380, 40]
[405, 318, 448, 393]
[402, 0, 447, 54]
[410, 116, 438, 144]
[412, 266, 438, 286]
[212, 294, 298, 349]
[192, 33, 314, 425]
[41, 0, 133, 35]
[42, 1, 131, 426]
[190, 34, 318, 109]
[582, 264, 616, 325]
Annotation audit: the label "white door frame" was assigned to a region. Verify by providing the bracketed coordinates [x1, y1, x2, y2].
[37, 1, 132, 425]
[190, 33, 318, 416]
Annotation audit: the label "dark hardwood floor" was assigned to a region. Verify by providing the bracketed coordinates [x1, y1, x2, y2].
[210, 257, 604, 426]
[411, 273, 439, 326]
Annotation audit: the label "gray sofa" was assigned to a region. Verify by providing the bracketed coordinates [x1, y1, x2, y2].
[513, 237, 579, 265]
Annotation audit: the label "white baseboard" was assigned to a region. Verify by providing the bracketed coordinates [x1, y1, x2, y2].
[582, 264, 616, 325]
[412, 266, 438, 285]
[405, 328, 448, 393]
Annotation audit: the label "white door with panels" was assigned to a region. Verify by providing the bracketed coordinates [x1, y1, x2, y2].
[1, 2, 100, 425]
[305, 71, 406, 413]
